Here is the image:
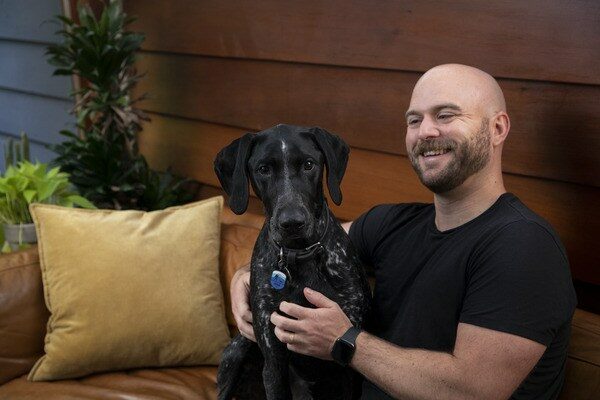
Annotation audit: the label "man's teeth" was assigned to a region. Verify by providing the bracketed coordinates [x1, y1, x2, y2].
[422, 149, 449, 157]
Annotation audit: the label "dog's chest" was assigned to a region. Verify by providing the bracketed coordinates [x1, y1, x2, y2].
[251, 231, 365, 322]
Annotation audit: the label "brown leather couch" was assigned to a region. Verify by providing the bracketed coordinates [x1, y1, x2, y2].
[0, 212, 598, 399]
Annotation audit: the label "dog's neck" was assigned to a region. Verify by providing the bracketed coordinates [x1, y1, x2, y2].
[268, 201, 330, 282]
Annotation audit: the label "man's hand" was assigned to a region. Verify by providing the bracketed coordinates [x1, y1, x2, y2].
[230, 265, 256, 341]
[270, 287, 352, 360]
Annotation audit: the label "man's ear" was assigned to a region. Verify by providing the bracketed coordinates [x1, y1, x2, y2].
[214, 133, 254, 214]
[492, 112, 510, 147]
[310, 127, 349, 205]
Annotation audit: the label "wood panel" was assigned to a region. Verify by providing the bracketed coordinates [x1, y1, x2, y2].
[561, 310, 600, 399]
[126, 0, 600, 85]
[137, 113, 600, 285]
[134, 53, 600, 187]
[0, 41, 72, 99]
[570, 309, 600, 365]
[560, 358, 600, 399]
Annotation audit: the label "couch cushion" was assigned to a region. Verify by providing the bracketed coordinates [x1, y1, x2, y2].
[0, 366, 218, 400]
[219, 223, 260, 333]
[28, 197, 230, 381]
[0, 247, 48, 385]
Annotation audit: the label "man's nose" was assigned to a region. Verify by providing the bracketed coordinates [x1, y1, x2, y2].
[418, 116, 440, 140]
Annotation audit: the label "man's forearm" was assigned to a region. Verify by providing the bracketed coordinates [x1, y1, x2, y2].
[351, 332, 497, 400]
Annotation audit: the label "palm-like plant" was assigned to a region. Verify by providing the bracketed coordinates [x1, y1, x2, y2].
[47, 0, 197, 210]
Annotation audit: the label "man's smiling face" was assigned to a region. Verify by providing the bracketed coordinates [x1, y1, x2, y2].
[405, 68, 493, 194]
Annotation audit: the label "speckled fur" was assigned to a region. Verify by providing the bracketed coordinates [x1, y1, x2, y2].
[216, 126, 371, 400]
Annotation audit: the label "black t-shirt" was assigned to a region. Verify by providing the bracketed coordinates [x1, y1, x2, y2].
[348, 193, 577, 400]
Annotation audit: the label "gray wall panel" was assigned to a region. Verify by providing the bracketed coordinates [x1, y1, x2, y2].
[0, 40, 71, 99]
[0, 0, 71, 173]
[0, 88, 73, 144]
[0, 0, 63, 43]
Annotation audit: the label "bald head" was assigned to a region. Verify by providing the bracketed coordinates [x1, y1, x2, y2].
[410, 64, 506, 118]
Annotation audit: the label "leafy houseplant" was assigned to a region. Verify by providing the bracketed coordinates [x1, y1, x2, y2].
[0, 161, 95, 251]
[47, 0, 197, 211]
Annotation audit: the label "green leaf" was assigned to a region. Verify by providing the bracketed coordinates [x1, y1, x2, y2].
[35, 180, 61, 202]
[52, 69, 74, 76]
[23, 190, 37, 203]
[66, 195, 96, 209]
[1, 241, 12, 254]
[56, 15, 74, 26]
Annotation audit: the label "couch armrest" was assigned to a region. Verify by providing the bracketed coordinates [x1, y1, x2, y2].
[0, 247, 49, 384]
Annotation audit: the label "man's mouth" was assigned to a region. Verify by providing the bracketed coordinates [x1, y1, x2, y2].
[421, 148, 452, 157]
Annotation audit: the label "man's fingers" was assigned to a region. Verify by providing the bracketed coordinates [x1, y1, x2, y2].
[240, 329, 256, 342]
[238, 321, 256, 342]
[279, 301, 313, 319]
[271, 311, 302, 332]
[243, 310, 253, 323]
[303, 287, 336, 308]
[273, 325, 296, 344]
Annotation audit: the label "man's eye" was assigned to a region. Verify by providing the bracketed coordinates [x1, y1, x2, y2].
[303, 160, 315, 171]
[257, 165, 270, 175]
[438, 113, 454, 120]
[407, 118, 420, 126]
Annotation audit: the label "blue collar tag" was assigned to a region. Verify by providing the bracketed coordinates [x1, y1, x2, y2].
[271, 270, 287, 290]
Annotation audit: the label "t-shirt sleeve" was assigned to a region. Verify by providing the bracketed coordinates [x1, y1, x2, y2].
[348, 204, 396, 266]
[460, 221, 577, 346]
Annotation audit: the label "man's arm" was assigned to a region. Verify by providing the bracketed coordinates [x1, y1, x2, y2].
[351, 323, 545, 400]
[271, 288, 545, 400]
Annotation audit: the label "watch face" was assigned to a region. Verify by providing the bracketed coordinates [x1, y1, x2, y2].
[332, 337, 355, 366]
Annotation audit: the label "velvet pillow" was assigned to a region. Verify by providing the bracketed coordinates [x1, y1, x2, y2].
[28, 197, 230, 381]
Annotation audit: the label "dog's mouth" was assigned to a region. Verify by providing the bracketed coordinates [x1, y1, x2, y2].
[270, 225, 316, 249]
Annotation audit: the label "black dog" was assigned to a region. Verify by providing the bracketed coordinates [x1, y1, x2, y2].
[214, 124, 371, 400]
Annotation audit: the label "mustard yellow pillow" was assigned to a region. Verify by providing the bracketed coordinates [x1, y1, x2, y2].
[28, 197, 230, 381]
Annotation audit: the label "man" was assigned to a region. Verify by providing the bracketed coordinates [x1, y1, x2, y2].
[230, 64, 576, 399]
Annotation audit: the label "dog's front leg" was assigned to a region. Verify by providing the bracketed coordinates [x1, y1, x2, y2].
[254, 298, 292, 400]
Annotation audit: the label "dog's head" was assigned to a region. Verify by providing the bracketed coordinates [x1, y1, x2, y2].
[214, 124, 349, 248]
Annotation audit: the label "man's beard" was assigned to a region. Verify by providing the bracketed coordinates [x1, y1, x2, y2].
[408, 119, 491, 194]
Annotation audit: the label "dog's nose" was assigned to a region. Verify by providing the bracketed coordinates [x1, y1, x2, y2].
[278, 210, 306, 231]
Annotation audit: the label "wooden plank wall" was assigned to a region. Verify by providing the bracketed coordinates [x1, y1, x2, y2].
[124, 1, 600, 300]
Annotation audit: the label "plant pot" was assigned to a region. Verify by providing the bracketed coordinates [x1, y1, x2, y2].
[3, 223, 37, 251]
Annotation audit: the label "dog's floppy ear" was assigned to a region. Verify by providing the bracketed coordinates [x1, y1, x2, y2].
[214, 133, 254, 214]
[310, 127, 349, 205]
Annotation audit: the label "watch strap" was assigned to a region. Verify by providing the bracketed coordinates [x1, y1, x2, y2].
[339, 326, 361, 345]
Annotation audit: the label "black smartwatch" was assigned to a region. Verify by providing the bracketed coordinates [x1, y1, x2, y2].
[331, 326, 361, 366]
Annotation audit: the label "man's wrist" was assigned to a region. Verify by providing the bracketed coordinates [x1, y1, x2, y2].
[331, 326, 361, 366]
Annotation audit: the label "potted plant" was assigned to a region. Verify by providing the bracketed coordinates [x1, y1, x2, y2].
[47, 0, 197, 211]
[0, 161, 95, 251]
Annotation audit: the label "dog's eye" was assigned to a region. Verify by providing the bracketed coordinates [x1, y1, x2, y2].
[303, 160, 315, 171]
[257, 165, 270, 175]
